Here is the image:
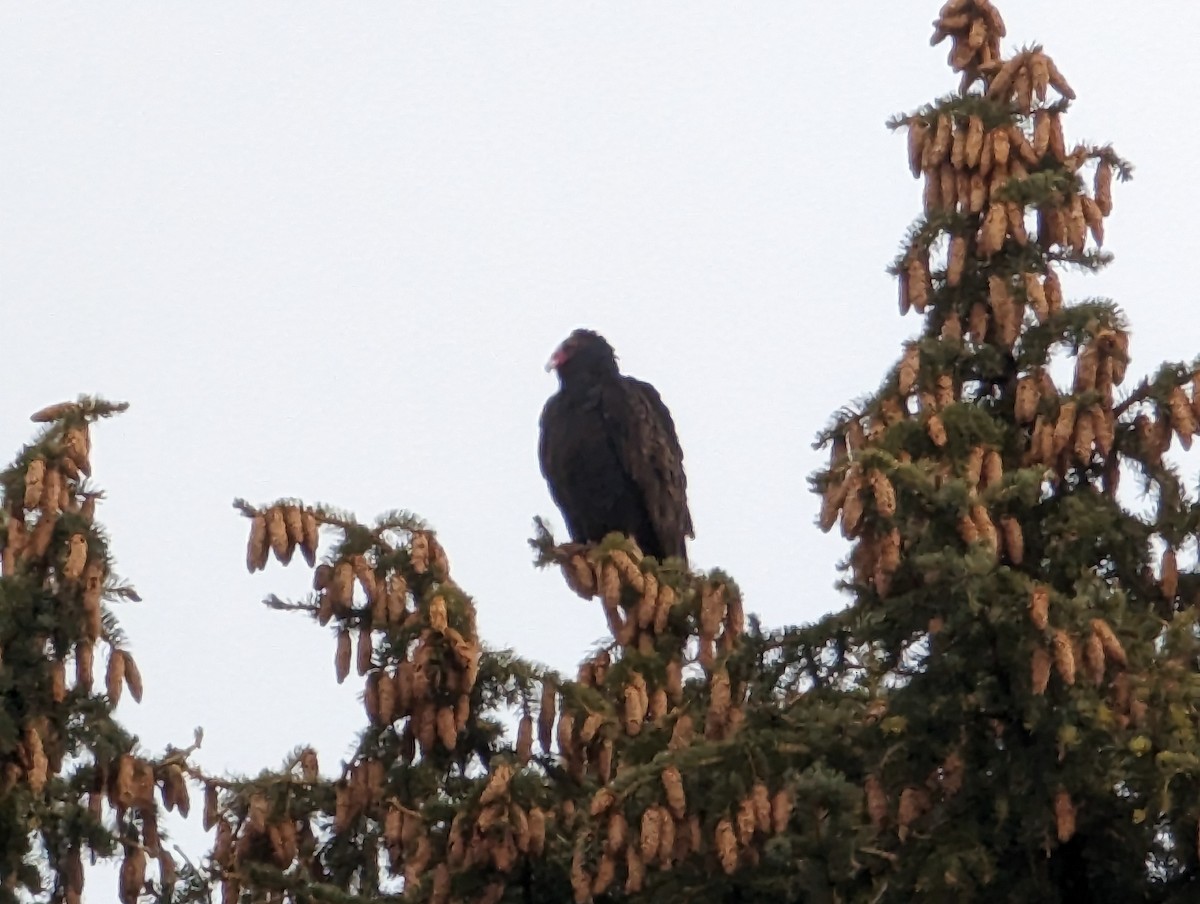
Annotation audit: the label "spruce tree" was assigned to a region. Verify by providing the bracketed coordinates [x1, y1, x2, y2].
[0, 398, 202, 903]
[6, 2, 1200, 903]
[811, 0, 1200, 899]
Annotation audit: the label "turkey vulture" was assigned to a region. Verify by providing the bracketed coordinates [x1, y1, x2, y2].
[539, 329, 693, 564]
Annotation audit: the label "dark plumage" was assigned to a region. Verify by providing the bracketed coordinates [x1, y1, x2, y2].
[539, 329, 694, 564]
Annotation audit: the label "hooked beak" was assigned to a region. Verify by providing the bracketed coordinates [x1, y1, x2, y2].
[545, 348, 567, 372]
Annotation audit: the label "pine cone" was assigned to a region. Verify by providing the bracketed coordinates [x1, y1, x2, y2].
[865, 774, 888, 829]
[1054, 789, 1076, 842]
[1032, 647, 1052, 695]
[1051, 630, 1076, 686]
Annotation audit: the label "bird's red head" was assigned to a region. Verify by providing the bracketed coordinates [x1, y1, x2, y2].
[545, 329, 616, 375]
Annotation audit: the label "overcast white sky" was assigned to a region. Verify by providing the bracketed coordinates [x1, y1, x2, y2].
[3, 0, 1199, 886]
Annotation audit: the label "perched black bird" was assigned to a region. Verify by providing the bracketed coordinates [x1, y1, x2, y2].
[539, 329, 693, 564]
